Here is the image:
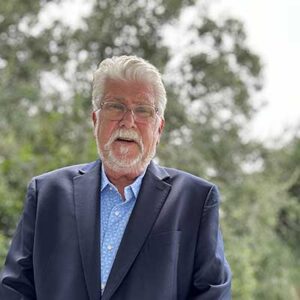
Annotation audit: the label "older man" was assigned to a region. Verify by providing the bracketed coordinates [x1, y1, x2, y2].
[0, 56, 231, 299]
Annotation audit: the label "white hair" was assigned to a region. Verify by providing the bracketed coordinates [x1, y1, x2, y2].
[92, 55, 167, 117]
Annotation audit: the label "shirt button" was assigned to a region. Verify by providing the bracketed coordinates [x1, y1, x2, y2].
[107, 245, 113, 251]
[114, 211, 120, 216]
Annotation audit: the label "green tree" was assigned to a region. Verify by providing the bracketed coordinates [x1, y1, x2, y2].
[263, 135, 300, 297]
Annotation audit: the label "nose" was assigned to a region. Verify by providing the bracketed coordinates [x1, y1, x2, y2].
[119, 109, 136, 128]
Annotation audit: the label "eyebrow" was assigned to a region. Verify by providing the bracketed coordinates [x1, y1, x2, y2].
[103, 96, 154, 105]
[103, 96, 125, 101]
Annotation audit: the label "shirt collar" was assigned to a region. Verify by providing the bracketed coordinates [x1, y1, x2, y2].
[101, 165, 111, 192]
[100, 164, 146, 199]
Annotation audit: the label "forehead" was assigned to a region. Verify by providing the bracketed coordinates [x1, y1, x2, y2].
[103, 79, 155, 101]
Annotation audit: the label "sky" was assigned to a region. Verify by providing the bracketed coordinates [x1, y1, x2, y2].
[39, 0, 300, 145]
[215, 0, 300, 144]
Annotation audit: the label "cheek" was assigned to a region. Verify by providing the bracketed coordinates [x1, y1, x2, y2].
[142, 127, 161, 149]
[96, 120, 115, 142]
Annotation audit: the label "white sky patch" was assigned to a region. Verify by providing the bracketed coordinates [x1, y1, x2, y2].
[38, 0, 93, 32]
[213, 0, 300, 144]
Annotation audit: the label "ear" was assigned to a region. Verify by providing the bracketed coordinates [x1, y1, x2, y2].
[92, 111, 97, 126]
[158, 118, 165, 135]
[156, 118, 165, 145]
[92, 111, 98, 137]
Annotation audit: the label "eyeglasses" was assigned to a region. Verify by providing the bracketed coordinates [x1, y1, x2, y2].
[98, 101, 159, 123]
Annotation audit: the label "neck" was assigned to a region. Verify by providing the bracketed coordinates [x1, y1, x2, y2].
[103, 165, 144, 199]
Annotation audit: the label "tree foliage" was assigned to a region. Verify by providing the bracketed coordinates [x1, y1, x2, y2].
[0, 0, 299, 298]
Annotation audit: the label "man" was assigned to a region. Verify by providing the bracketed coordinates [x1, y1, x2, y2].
[0, 55, 231, 299]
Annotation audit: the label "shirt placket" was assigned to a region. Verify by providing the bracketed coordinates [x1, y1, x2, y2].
[101, 185, 134, 293]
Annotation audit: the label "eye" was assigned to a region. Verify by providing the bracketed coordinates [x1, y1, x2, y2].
[134, 105, 154, 118]
[105, 102, 125, 112]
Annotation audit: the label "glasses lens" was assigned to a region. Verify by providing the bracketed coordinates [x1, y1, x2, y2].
[102, 102, 125, 120]
[101, 102, 157, 123]
[134, 105, 155, 121]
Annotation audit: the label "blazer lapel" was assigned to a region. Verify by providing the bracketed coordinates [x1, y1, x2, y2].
[73, 160, 101, 300]
[102, 162, 171, 300]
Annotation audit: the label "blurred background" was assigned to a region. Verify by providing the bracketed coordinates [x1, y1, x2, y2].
[0, 0, 299, 298]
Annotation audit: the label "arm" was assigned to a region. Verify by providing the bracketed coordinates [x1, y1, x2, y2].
[0, 180, 37, 300]
[190, 185, 231, 300]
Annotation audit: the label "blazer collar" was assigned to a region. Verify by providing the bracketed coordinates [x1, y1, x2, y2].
[73, 160, 102, 300]
[102, 161, 172, 300]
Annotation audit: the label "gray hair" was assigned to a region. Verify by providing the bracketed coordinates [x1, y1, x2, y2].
[92, 55, 167, 117]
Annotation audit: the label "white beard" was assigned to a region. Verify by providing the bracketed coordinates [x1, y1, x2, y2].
[97, 128, 156, 175]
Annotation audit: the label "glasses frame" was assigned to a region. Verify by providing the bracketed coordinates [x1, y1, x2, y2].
[97, 101, 159, 123]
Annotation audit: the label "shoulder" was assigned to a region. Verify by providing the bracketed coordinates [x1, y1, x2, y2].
[159, 163, 213, 187]
[149, 162, 221, 207]
[32, 160, 99, 187]
[167, 167, 212, 185]
[149, 161, 215, 191]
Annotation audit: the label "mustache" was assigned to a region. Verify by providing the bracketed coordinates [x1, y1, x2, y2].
[103, 128, 143, 150]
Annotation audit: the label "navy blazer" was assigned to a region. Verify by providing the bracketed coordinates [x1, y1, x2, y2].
[0, 160, 231, 299]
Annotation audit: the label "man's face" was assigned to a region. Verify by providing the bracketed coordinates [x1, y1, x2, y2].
[92, 79, 164, 177]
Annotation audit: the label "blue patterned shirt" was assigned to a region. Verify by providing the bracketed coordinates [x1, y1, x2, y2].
[100, 166, 145, 294]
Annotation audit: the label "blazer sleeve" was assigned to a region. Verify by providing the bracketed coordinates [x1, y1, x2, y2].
[190, 185, 232, 300]
[0, 179, 37, 300]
